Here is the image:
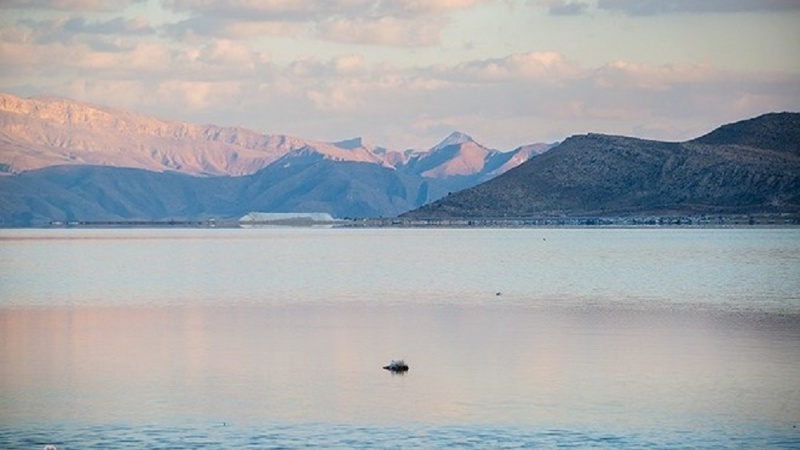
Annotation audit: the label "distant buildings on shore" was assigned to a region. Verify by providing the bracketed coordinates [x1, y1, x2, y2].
[239, 212, 336, 225]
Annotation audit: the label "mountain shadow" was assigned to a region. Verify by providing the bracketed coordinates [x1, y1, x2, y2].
[0, 159, 458, 226]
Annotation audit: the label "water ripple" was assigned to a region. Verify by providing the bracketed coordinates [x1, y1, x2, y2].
[2, 422, 798, 450]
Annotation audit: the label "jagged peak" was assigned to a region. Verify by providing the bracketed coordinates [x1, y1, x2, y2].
[431, 131, 476, 152]
[0, 91, 541, 179]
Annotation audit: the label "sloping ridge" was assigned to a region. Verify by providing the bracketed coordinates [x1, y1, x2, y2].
[0, 93, 545, 179]
[404, 112, 800, 218]
[405, 142, 491, 178]
[691, 112, 800, 155]
[0, 93, 329, 176]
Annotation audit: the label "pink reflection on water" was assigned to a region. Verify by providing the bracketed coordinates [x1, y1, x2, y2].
[1, 304, 799, 428]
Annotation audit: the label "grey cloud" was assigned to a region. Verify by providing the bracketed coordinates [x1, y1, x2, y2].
[16, 18, 72, 44]
[84, 37, 128, 52]
[368, 0, 493, 20]
[1, 0, 143, 11]
[547, 1, 590, 16]
[161, 0, 370, 22]
[159, 0, 494, 45]
[597, 0, 800, 15]
[162, 17, 223, 39]
[162, 0, 489, 22]
[159, 0, 377, 42]
[162, 16, 307, 40]
[63, 17, 154, 35]
[18, 16, 154, 45]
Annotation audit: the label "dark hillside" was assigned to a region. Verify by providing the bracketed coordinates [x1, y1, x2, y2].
[0, 160, 458, 226]
[403, 113, 800, 218]
[691, 112, 800, 155]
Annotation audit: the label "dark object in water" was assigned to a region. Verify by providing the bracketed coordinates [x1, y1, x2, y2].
[383, 359, 409, 372]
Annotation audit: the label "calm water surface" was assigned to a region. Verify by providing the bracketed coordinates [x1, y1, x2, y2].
[1, 228, 799, 449]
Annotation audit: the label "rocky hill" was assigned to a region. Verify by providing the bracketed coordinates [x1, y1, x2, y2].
[403, 113, 800, 218]
[691, 112, 800, 155]
[0, 93, 319, 176]
[0, 93, 548, 179]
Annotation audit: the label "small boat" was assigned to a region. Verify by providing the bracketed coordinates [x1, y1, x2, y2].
[383, 359, 409, 372]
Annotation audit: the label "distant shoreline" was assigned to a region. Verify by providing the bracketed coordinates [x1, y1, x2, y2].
[349, 213, 800, 228]
[18, 213, 799, 229]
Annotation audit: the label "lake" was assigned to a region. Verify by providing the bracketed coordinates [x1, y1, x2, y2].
[1, 227, 799, 449]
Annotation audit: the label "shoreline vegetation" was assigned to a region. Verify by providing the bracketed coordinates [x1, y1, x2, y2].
[34, 213, 800, 229]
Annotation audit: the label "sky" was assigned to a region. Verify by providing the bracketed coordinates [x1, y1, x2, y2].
[1, 0, 799, 151]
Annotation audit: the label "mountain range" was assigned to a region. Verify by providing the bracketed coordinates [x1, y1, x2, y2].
[0, 93, 551, 225]
[3, 93, 797, 226]
[403, 112, 800, 219]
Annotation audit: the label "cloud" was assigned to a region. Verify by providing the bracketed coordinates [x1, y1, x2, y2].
[163, 0, 490, 21]
[371, 0, 490, 18]
[2, 5, 798, 150]
[156, 79, 242, 110]
[452, 51, 583, 82]
[61, 17, 154, 35]
[162, 0, 366, 21]
[12, 16, 155, 51]
[533, 0, 800, 16]
[184, 39, 268, 69]
[0, 0, 141, 11]
[332, 54, 366, 74]
[0, 23, 270, 83]
[164, 16, 307, 40]
[593, 61, 718, 90]
[537, 1, 591, 16]
[76, 41, 175, 72]
[285, 54, 365, 79]
[161, 0, 501, 46]
[597, 0, 800, 16]
[306, 81, 365, 111]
